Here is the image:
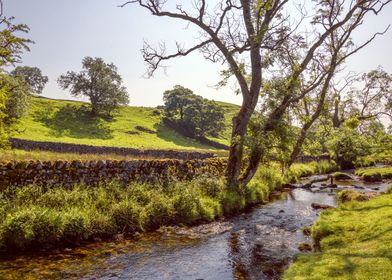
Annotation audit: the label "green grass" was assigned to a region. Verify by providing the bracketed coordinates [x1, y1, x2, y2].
[12, 97, 238, 151]
[285, 160, 338, 183]
[0, 149, 160, 162]
[207, 101, 240, 146]
[284, 193, 392, 280]
[0, 177, 226, 253]
[0, 160, 333, 254]
[0, 174, 264, 253]
[355, 166, 392, 181]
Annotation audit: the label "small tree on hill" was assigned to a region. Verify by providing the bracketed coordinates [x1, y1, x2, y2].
[0, 74, 30, 124]
[10, 66, 48, 94]
[163, 85, 225, 137]
[58, 57, 129, 116]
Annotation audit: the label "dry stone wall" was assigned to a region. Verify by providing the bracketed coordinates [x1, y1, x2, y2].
[0, 158, 226, 188]
[10, 138, 216, 160]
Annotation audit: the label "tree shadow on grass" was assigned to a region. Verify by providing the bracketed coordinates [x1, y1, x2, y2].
[34, 104, 113, 140]
[154, 123, 212, 150]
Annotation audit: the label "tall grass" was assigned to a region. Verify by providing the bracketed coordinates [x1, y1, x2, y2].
[285, 160, 338, 183]
[0, 160, 336, 254]
[0, 177, 230, 252]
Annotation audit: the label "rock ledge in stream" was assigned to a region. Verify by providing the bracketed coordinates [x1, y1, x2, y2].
[339, 190, 380, 203]
[298, 242, 312, 252]
[332, 172, 353, 180]
[311, 203, 335, 210]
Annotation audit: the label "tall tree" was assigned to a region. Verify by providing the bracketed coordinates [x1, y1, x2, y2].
[163, 85, 194, 120]
[58, 57, 129, 116]
[331, 67, 392, 128]
[10, 66, 48, 94]
[122, 0, 391, 190]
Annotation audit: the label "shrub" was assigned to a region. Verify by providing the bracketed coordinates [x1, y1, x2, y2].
[111, 199, 145, 233]
[245, 180, 268, 204]
[61, 209, 92, 243]
[144, 194, 175, 229]
[197, 197, 222, 222]
[220, 190, 246, 215]
[1, 208, 37, 250]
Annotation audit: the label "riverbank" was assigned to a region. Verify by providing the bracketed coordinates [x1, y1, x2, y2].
[284, 187, 392, 280]
[0, 160, 337, 255]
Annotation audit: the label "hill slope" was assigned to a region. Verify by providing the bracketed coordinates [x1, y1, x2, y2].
[12, 97, 239, 151]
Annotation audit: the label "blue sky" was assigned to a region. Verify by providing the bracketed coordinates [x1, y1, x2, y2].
[4, 0, 392, 107]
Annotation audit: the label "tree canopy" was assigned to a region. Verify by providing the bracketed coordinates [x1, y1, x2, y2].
[10, 66, 48, 95]
[58, 57, 129, 116]
[163, 85, 225, 138]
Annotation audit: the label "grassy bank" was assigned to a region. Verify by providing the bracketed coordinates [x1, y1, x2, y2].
[0, 160, 336, 254]
[355, 166, 392, 181]
[284, 190, 392, 280]
[11, 97, 239, 151]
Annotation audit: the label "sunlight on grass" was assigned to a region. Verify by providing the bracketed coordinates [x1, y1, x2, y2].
[12, 97, 231, 151]
[284, 193, 392, 280]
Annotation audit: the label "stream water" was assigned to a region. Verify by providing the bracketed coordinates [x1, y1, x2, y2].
[0, 174, 390, 280]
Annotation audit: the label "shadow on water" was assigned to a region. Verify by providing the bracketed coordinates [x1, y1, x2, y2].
[0, 176, 389, 280]
[34, 104, 113, 140]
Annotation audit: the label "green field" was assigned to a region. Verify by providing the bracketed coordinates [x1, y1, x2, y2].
[12, 97, 239, 151]
[284, 190, 392, 280]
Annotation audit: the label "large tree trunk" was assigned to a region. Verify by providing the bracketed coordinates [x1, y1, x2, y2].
[332, 97, 341, 128]
[226, 97, 258, 189]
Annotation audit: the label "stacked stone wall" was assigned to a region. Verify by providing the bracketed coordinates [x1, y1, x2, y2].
[0, 158, 226, 188]
[10, 138, 216, 160]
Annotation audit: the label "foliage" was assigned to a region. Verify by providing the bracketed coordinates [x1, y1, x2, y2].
[57, 57, 129, 116]
[0, 73, 30, 124]
[122, 0, 391, 191]
[326, 123, 372, 169]
[284, 193, 392, 280]
[355, 150, 392, 167]
[163, 85, 225, 137]
[285, 160, 338, 183]
[0, 10, 33, 148]
[331, 67, 392, 128]
[10, 66, 48, 94]
[0, 16, 32, 67]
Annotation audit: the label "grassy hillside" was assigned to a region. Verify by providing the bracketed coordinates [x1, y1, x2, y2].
[209, 101, 239, 146]
[12, 97, 239, 151]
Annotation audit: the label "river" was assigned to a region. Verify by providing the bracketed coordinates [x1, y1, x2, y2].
[0, 174, 390, 280]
